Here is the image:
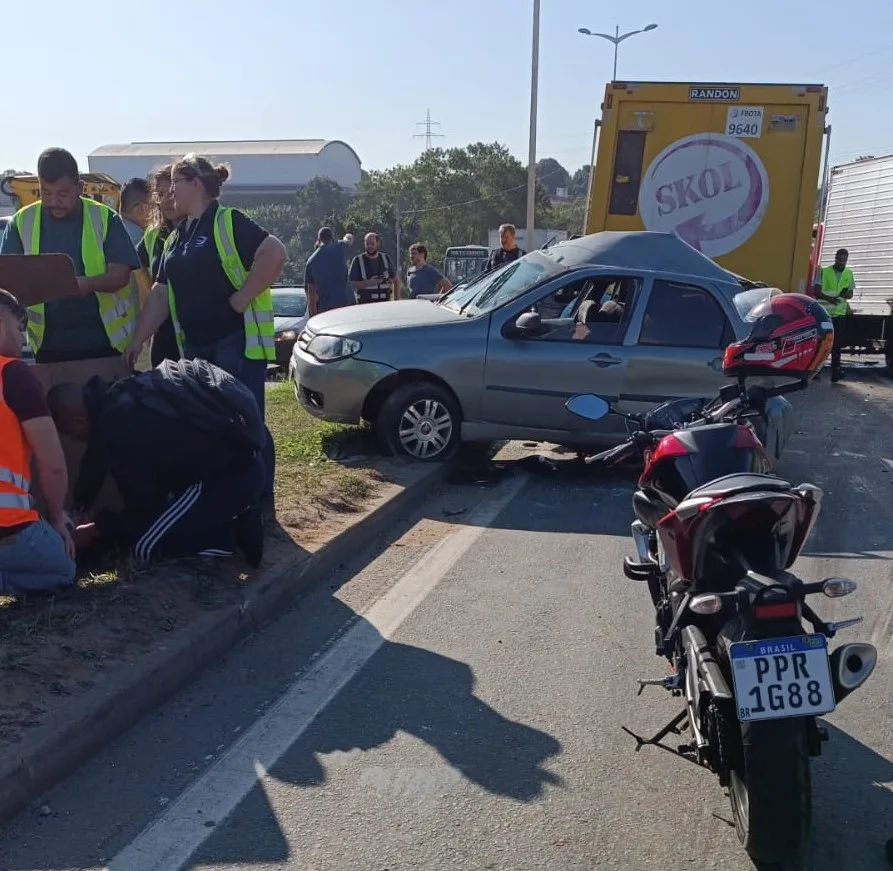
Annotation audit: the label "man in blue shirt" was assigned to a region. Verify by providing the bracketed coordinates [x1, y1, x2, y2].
[304, 226, 356, 316]
[0, 148, 141, 364]
[405, 243, 452, 298]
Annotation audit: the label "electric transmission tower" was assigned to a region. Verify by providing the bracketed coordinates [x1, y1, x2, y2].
[414, 109, 444, 150]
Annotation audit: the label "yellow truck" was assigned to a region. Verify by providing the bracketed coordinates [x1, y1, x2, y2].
[585, 81, 829, 293]
[0, 171, 122, 212]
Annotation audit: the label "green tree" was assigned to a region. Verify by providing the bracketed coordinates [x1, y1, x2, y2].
[536, 157, 572, 196]
[550, 198, 587, 236]
[247, 144, 558, 279]
[569, 165, 591, 198]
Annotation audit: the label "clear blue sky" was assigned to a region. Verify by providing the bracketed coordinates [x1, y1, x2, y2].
[4, 0, 891, 176]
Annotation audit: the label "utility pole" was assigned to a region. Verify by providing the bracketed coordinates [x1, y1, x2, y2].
[414, 109, 444, 151]
[526, 0, 541, 248]
[395, 201, 402, 294]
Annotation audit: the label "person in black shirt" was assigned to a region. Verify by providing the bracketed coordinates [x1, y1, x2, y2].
[349, 233, 403, 303]
[135, 164, 183, 367]
[48, 364, 265, 567]
[124, 154, 287, 518]
[484, 223, 526, 273]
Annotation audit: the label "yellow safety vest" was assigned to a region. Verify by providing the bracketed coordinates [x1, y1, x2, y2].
[14, 198, 136, 353]
[167, 206, 275, 362]
[143, 226, 161, 276]
[819, 266, 853, 318]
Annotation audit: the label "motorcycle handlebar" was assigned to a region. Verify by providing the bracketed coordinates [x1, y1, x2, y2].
[580, 379, 807, 465]
[584, 439, 636, 466]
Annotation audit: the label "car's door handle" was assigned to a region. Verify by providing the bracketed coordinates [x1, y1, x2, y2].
[589, 353, 624, 368]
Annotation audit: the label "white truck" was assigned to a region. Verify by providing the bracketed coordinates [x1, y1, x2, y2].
[817, 154, 893, 373]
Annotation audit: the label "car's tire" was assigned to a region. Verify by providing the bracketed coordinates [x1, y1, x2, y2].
[376, 382, 461, 462]
[729, 717, 812, 868]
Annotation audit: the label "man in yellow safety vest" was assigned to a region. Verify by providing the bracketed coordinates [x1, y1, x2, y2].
[813, 247, 854, 382]
[0, 148, 141, 364]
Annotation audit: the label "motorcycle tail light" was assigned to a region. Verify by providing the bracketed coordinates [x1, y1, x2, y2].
[689, 594, 723, 615]
[823, 577, 857, 598]
[754, 602, 798, 620]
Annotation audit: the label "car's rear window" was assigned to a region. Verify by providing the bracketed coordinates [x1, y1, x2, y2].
[273, 290, 307, 318]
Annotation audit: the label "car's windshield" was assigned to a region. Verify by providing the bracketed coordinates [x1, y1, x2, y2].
[733, 287, 779, 321]
[272, 290, 307, 318]
[440, 251, 565, 316]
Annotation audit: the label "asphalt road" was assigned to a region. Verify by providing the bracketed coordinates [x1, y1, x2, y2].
[1, 369, 892, 871]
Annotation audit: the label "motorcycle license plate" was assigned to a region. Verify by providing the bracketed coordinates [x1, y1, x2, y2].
[730, 634, 836, 723]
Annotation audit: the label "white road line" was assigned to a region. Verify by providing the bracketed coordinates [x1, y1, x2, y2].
[105, 472, 529, 871]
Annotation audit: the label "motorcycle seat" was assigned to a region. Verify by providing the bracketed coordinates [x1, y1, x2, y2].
[688, 473, 792, 500]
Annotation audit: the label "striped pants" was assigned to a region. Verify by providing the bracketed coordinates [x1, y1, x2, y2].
[133, 454, 264, 563]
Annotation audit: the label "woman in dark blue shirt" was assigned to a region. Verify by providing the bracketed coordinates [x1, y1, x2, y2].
[136, 164, 183, 367]
[126, 154, 287, 517]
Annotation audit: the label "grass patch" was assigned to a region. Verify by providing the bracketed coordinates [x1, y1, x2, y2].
[266, 381, 378, 510]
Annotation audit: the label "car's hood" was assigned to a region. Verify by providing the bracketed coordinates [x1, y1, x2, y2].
[275, 315, 306, 332]
[306, 299, 464, 335]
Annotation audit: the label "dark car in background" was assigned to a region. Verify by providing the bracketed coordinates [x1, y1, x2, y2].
[272, 286, 308, 369]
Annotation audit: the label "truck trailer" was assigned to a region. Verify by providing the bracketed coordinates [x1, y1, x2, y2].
[815, 154, 893, 373]
[585, 81, 828, 294]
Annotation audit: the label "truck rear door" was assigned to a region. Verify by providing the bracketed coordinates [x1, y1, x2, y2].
[590, 84, 825, 293]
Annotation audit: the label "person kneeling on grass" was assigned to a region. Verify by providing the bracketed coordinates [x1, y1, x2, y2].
[0, 288, 76, 594]
[46, 358, 266, 568]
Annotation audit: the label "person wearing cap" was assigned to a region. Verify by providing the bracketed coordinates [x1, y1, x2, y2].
[124, 153, 287, 519]
[0, 147, 141, 364]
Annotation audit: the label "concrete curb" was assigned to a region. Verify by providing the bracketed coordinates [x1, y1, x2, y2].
[0, 462, 448, 824]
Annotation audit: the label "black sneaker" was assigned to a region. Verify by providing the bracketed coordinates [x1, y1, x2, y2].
[831, 368, 844, 383]
[235, 507, 265, 568]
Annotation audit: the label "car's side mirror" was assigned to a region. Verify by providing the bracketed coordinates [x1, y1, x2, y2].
[514, 310, 543, 336]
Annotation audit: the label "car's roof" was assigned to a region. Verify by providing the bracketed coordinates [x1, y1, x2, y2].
[272, 285, 306, 294]
[542, 231, 742, 286]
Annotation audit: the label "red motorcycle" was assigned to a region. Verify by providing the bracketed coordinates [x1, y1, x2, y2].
[567, 294, 876, 868]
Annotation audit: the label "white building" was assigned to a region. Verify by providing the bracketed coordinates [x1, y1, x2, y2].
[87, 139, 362, 205]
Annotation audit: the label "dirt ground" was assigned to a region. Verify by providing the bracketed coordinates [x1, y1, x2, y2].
[0, 383, 421, 749]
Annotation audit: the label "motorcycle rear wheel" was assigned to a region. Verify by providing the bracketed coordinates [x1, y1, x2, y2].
[729, 717, 812, 867]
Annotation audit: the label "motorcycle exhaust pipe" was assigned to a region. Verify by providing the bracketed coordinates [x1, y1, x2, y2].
[631, 520, 653, 564]
[829, 642, 877, 703]
[681, 625, 733, 701]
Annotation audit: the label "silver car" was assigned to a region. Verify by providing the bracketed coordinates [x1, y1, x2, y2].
[290, 231, 788, 461]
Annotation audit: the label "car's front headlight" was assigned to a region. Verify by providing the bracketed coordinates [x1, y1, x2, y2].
[276, 330, 297, 342]
[306, 334, 363, 362]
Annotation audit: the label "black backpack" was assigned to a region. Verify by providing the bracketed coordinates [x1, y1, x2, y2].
[108, 358, 266, 452]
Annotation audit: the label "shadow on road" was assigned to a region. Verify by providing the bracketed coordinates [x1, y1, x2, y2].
[192, 596, 564, 867]
[776, 371, 893, 562]
[803, 721, 893, 870]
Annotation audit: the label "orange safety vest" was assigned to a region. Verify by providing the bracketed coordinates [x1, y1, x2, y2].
[0, 357, 40, 528]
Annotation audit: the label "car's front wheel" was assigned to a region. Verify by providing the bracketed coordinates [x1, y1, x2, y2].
[377, 382, 461, 462]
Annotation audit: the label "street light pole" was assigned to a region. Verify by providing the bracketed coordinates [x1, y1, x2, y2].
[578, 23, 658, 81]
[526, 0, 541, 247]
[612, 25, 619, 82]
